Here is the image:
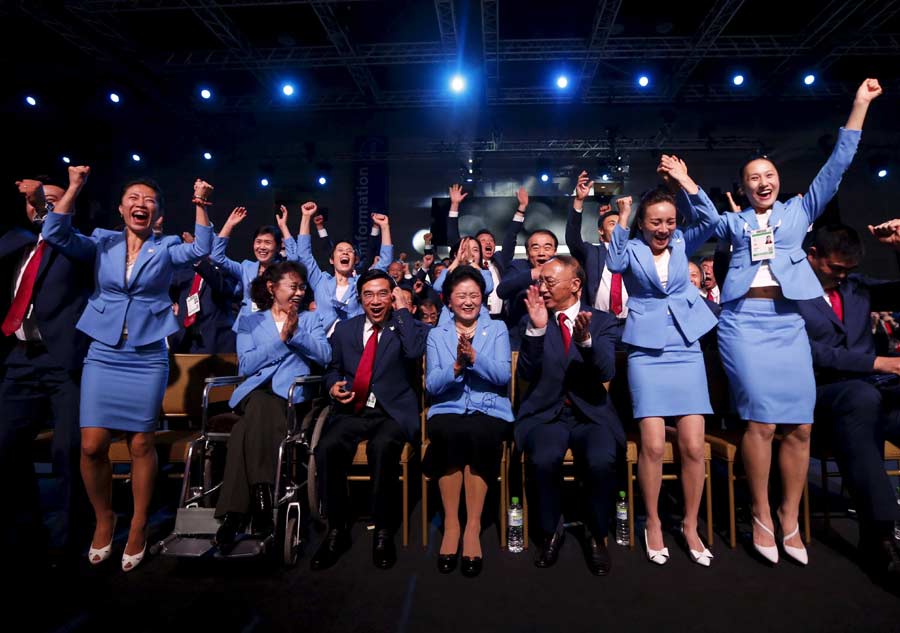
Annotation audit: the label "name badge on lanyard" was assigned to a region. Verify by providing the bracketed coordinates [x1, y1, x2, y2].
[186, 293, 201, 316]
[750, 228, 775, 262]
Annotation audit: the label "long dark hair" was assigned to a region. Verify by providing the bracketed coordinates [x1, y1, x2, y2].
[249, 261, 308, 312]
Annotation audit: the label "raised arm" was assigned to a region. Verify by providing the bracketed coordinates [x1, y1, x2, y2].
[605, 197, 633, 273]
[40, 166, 96, 262]
[447, 184, 467, 245]
[296, 201, 328, 290]
[211, 207, 247, 279]
[371, 213, 394, 271]
[566, 170, 594, 263]
[169, 179, 213, 265]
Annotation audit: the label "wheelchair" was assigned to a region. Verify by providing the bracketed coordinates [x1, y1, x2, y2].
[151, 374, 327, 566]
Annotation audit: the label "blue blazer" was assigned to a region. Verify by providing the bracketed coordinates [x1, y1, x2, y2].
[325, 309, 429, 440]
[296, 234, 393, 332]
[514, 305, 624, 448]
[606, 188, 720, 350]
[41, 212, 213, 347]
[210, 234, 298, 331]
[797, 274, 900, 383]
[168, 259, 241, 354]
[231, 309, 331, 408]
[565, 206, 609, 307]
[715, 127, 861, 304]
[0, 227, 92, 372]
[426, 312, 514, 422]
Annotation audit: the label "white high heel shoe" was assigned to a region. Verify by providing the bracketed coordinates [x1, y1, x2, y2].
[781, 524, 808, 566]
[682, 522, 713, 567]
[121, 542, 147, 572]
[752, 516, 779, 564]
[644, 528, 670, 565]
[88, 516, 117, 565]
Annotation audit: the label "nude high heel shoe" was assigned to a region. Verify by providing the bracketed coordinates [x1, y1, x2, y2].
[752, 516, 779, 564]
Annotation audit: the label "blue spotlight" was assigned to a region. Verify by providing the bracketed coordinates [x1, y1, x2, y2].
[25, 96, 37, 107]
[878, 169, 888, 179]
[556, 75, 569, 89]
[131, 153, 142, 162]
[732, 74, 745, 86]
[540, 173, 550, 183]
[317, 176, 327, 186]
[601, 174, 610, 182]
[200, 88, 212, 100]
[638, 75, 650, 88]
[450, 74, 466, 93]
[260, 178, 270, 187]
[62, 156, 71, 164]
[465, 177, 473, 183]
[281, 83, 295, 97]
[203, 152, 212, 160]
[803, 74, 816, 86]
[109, 92, 120, 103]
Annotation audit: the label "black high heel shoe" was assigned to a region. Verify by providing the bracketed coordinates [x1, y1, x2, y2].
[437, 550, 459, 574]
[460, 555, 483, 578]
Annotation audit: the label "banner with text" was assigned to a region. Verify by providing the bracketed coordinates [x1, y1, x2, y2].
[352, 136, 389, 265]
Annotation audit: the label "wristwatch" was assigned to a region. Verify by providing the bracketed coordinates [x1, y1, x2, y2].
[34, 201, 54, 222]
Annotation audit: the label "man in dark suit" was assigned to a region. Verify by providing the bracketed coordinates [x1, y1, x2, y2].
[168, 245, 241, 354]
[0, 177, 92, 569]
[515, 255, 623, 575]
[313, 269, 429, 570]
[798, 223, 900, 581]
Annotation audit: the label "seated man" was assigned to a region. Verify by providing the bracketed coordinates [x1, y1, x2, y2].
[313, 269, 429, 570]
[515, 255, 623, 576]
[798, 223, 900, 581]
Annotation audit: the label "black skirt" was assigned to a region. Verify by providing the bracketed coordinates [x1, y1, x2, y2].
[424, 412, 509, 481]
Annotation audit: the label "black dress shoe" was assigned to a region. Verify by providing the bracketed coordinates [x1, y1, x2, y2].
[372, 529, 396, 569]
[534, 530, 565, 568]
[587, 537, 611, 576]
[215, 513, 245, 547]
[460, 555, 483, 578]
[250, 483, 274, 536]
[310, 528, 351, 570]
[437, 550, 459, 574]
[860, 536, 900, 581]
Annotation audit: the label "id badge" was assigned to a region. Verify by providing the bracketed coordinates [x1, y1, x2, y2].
[186, 293, 201, 316]
[750, 227, 775, 262]
[366, 392, 377, 408]
[251, 301, 261, 313]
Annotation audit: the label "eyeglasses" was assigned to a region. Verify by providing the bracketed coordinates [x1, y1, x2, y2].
[537, 276, 570, 289]
[451, 292, 482, 302]
[278, 282, 307, 292]
[362, 290, 392, 300]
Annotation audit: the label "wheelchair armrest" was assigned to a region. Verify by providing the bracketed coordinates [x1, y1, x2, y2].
[201, 375, 246, 435]
[287, 375, 324, 436]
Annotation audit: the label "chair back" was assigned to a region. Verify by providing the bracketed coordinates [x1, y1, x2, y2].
[163, 353, 238, 420]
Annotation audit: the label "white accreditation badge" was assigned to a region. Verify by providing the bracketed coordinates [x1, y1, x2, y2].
[186, 293, 201, 316]
[366, 392, 377, 408]
[750, 228, 775, 262]
[251, 301, 261, 312]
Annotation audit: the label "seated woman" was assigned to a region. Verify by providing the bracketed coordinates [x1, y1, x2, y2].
[425, 266, 513, 577]
[211, 204, 296, 331]
[215, 261, 331, 545]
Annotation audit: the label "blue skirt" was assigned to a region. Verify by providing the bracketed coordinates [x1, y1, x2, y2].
[81, 338, 168, 432]
[627, 317, 712, 419]
[718, 298, 814, 424]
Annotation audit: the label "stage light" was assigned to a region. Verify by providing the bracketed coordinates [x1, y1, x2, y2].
[803, 74, 816, 86]
[878, 169, 888, 179]
[450, 75, 466, 93]
[62, 156, 71, 164]
[203, 152, 212, 160]
[732, 74, 745, 86]
[281, 83, 295, 97]
[25, 96, 37, 107]
[109, 92, 120, 103]
[465, 177, 473, 183]
[556, 75, 569, 89]
[540, 173, 550, 182]
[260, 178, 270, 187]
[318, 176, 327, 186]
[200, 88, 212, 100]
[131, 153, 141, 162]
[601, 174, 610, 182]
[638, 75, 650, 88]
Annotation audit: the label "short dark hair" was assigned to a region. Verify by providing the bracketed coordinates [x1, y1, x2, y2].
[526, 229, 559, 249]
[631, 186, 677, 239]
[442, 265, 486, 305]
[598, 209, 620, 229]
[331, 240, 359, 259]
[807, 224, 864, 262]
[474, 229, 495, 241]
[251, 225, 283, 258]
[738, 154, 777, 182]
[551, 254, 587, 291]
[249, 261, 308, 312]
[356, 268, 396, 300]
[119, 178, 165, 212]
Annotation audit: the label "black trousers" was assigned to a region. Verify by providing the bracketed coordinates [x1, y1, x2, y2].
[216, 389, 307, 517]
[523, 407, 618, 539]
[315, 408, 406, 531]
[815, 380, 900, 530]
[0, 342, 86, 556]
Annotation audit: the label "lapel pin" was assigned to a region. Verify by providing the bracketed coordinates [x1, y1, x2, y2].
[148, 248, 155, 254]
[389, 325, 395, 331]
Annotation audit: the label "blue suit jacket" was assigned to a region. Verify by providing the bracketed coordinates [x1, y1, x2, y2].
[426, 312, 514, 422]
[0, 227, 92, 372]
[168, 259, 241, 354]
[325, 309, 429, 440]
[714, 127, 861, 303]
[606, 188, 720, 349]
[41, 212, 213, 347]
[797, 274, 900, 383]
[231, 309, 330, 407]
[514, 304, 624, 447]
[296, 234, 393, 332]
[565, 206, 609, 307]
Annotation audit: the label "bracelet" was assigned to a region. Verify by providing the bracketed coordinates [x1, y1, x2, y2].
[192, 197, 212, 207]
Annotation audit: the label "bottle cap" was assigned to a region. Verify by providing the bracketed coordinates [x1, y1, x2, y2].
[619, 490, 626, 499]
[511, 496, 519, 505]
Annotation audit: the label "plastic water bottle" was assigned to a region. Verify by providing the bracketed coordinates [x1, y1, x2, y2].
[894, 487, 900, 541]
[508, 497, 524, 553]
[615, 491, 630, 546]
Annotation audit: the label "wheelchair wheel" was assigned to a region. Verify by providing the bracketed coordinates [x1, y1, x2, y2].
[277, 501, 302, 567]
[306, 405, 332, 524]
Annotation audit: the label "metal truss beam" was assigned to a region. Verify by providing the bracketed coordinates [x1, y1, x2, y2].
[434, 0, 458, 53]
[578, 0, 623, 97]
[310, 1, 380, 101]
[70, 0, 372, 11]
[822, 0, 900, 69]
[481, 0, 499, 101]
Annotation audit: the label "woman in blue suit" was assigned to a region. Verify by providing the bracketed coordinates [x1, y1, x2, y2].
[210, 204, 297, 331]
[41, 167, 213, 571]
[606, 157, 719, 567]
[714, 79, 882, 565]
[215, 261, 330, 546]
[425, 266, 513, 577]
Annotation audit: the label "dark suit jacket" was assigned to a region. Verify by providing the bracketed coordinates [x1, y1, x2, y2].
[325, 308, 429, 440]
[497, 259, 536, 347]
[168, 259, 241, 354]
[565, 206, 608, 307]
[797, 274, 900, 383]
[0, 227, 92, 372]
[513, 304, 624, 447]
[447, 213, 523, 276]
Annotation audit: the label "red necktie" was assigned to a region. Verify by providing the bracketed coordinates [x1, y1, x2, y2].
[182, 273, 203, 328]
[351, 324, 380, 413]
[707, 290, 714, 302]
[2, 241, 47, 336]
[558, 313, 571, 355]
[826, 289, 843, 322]
[610, 273, 623, 316]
